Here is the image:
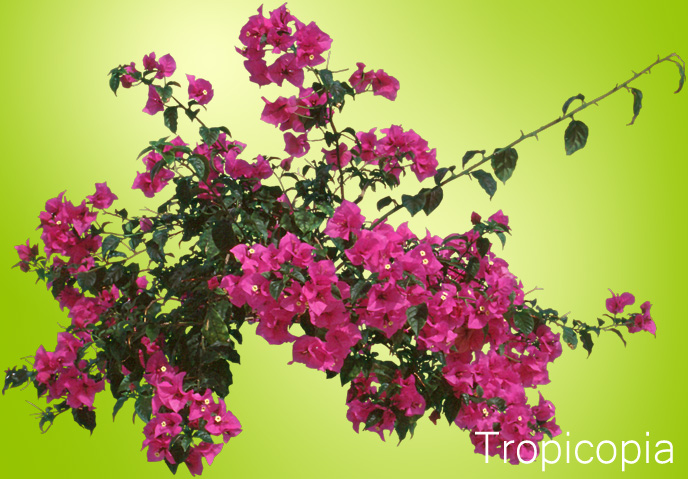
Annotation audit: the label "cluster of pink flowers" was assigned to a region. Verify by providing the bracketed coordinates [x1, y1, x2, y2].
[346, 372, 426, 440]
[141, 348, 241, 476]
[606, 290, 655, 335]
[33, 332, 104, 410]
[348, 62, 401, 101]
[37, 185, 116, 273]
[355, 125, 438, 181]
[117, 51, 214, 115]
[237, 4, 332, 87]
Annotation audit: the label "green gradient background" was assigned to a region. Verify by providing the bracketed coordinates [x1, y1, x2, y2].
[1, 0, 686, 477]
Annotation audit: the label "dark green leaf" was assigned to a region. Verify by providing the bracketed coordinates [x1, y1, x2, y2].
[564, 120, 589, 155]
[188, 155, 209, 181]
[513, 311, 535, 335]
[203, 301, 230, 345]
[319, 69, 334, 87]
[670, 59, 685, 94]
[364, 408, 384, 430]
[422, 186, 444, 215]
[464, 257, 480, 283]
[434, 167, 454, 185]
[627, 88, 643, 126]
[199, 126, 220, 146]
[462, 150, 484, 169]
[294, 210, 324, 233]
[476, 237, 490, 257]
[401, 193, 425, 217]
[406, 303, 429, 336]
[145, 240, 165, 264]
[112, 396, 128, 421]
[77, 270, 97, 291]
[72, 407, 96, 434]
[491, 147, 518, 184]
[470, 170, 497, 199]
[579, 330, 594, 357]
[102, 235, 121, 258]
[609, 328, 627, 348]
[150, 158, 167, 181]
[211, 220, 236, 252]
[562, 93, 585, 115]
[109, 73, 120, 96]
[134, 395, 153, 423]
[376, 196, 393, 211]
[340, 355, 363, 386]
[269, 280, 285, 300]
[164, 107, 178, 133]
[3, 366, 29, 395]
[350, 280, 372, 303]
[562, 326, 578, 349]
[444, 395, 461, 425]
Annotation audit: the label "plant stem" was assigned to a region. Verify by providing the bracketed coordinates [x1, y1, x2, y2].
[371, 53, 684, 229]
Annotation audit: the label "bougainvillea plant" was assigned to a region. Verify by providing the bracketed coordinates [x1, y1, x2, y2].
[4, 3, 684, 476]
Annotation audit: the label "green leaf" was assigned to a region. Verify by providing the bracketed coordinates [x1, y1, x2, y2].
[670, 59, 685, 94]
[112, 396, 129, 421]
[564, 120, 589, 155]
[150, 158, 167, 181]
[422, 186, 444, 215]
[406, 303, 429, 336]
[3, 366, 30, 395]
[433, 166, 454, 185]
[294, 210, 323, 233]
[609, 327, 627, 348]
[627, 88, 643, 126]
[513, 311, 535, 335]
[470, 170, 497, 199]
[109, 73, 120, 96]
[102, 235, 121, 258]
[72, 407, 96, 434]
[203, 301, 230, 345]
[443, 395, 461, 425]
[350, 280, 372, 303]
[376, 196, 393, 211]
[491, 147, 518, 184]
[562, 93, 585, 115]
[188, 154, 209, 181]
[364, 408, 384, 430]
[199, 126, 220, 146]
[164, 107, 178, 133]
[476, 237, 490, 257]
[211, 220, 236, 253]
[340, 355, 363, 386]
[269, 280, 285, 300]
[77, 270, 97, 291]
[579, 330, 594, 357]
[462, 150, 484, 169]
[319, 69, 334, 87]
[562, 326, 578, 349]
[401, 193, 425, 217]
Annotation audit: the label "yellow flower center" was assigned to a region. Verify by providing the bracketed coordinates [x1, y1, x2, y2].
[420, 251, 426, 257]
[249, 248, 255, 254]
[384, 264, 391, 270]
[296, 301, 302, 306]
[422, 259, 428, 265]
[204, 399, 210, 405]
[252, 285, 259, 292]
[482, 408, 489, 417]
[308, 54, 314, 60]
[215, 415, 222, 423]
[201, 89, 207, 95]
[161, 421, 167, 427]
[517, 416, 522, 422]
[160, 366, 167, 373]
[440, 293, 447, 301]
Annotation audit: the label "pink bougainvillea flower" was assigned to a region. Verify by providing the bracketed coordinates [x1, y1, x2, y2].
[187, 74, 214, 105]
[324, 200, 365, 241]
[370, 69, 400, 101]
[606, 289, 635, 315]
[156, 54, 176, 78]
[628, 301, 656, 335]
[283, 132, 310, 158]
[142, 52, 159, 71]
[87, 182, 118, 209]
[143, 85, 164, 115]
